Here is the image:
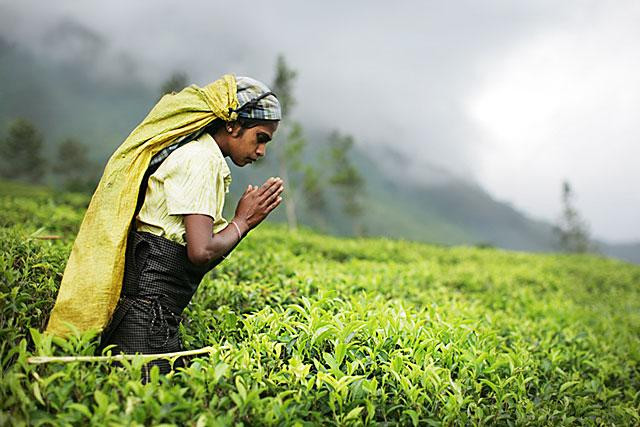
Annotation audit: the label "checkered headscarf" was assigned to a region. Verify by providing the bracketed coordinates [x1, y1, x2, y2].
[233, 76, 282, 121]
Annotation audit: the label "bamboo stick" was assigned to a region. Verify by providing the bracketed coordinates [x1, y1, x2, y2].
[27, 346, 215, 364]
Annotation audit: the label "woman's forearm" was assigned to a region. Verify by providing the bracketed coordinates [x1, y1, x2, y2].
[199, 218, 249, 265]
[184, 179, 283, 267]
[184, 215, 249, 267]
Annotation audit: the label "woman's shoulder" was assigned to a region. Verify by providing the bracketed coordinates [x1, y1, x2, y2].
[167, 134, 225, 165]
[174, 134, 218, 158]
[155, 133, 227, 179]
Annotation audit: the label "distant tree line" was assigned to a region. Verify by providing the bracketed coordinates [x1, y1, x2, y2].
[0, 118, 99, 192]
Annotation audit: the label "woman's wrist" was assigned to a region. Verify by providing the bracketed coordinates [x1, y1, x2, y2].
[229, 221, 243, 241]
[231, 217, 250, 237]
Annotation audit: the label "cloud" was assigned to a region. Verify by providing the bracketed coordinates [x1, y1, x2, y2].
[467, 1, 640, 241]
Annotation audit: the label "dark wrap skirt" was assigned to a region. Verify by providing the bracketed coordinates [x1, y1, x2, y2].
[98, 230, 209, 375]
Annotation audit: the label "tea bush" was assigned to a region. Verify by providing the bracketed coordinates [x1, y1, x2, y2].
[1, 182, 639, 425]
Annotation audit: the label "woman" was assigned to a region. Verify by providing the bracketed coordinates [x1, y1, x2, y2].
[46, 74, 283, 375]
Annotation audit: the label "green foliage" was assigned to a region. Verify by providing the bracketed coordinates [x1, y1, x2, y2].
[271, 55, 305, 230]
[283, 123, 306, 174]
[328, 131, 365, 234]
[1, 185, 639, 425]
[52, 138, 99, 192]
[0, 119, 46, 184]
[159, 71, 189, 97]
[271, 55, 297, 118]
[280, 122, 308, 226]
[554, 181, 592, 253]
[302, 165, 327, 226]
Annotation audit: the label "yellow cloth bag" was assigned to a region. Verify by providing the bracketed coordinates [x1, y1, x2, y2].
[46, 74, 238, 336]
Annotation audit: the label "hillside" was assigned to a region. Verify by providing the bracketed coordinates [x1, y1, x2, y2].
[0, 36, 155, 161]
[1, 35, 638, 264]
[1, 183, 639, 424]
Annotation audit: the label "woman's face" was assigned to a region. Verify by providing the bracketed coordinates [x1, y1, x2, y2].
[228, 121, 279, 167]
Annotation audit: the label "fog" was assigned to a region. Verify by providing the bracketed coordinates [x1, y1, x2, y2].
[2, 0, 639, 242]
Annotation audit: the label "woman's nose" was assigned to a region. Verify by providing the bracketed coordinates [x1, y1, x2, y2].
[256, 144, 266, 157]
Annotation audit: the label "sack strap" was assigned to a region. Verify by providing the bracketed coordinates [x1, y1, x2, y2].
[133, 128, 206, 219]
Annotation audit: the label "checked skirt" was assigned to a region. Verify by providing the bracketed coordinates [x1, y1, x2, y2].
[98, 230, 210, 379]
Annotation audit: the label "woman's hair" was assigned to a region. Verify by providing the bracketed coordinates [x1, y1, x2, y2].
[237, 117, 279, 129]
[203, 117, 278, 136]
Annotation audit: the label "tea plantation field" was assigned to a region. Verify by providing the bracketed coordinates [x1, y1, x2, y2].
[1, 181, 639, 425]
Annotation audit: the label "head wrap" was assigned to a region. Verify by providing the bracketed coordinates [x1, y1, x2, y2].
[233, 76, 282, 121]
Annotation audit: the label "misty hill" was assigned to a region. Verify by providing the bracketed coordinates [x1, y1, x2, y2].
[353, 146, 640, 263]
[355, 146, 559, 251]
[1, 33, 638, 264]
[0, 34, 154, 161]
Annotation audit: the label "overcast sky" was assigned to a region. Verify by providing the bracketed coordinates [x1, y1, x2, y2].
[2, 0, 639, 242]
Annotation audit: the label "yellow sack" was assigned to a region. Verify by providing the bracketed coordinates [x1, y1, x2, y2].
[46, 74, 238, 336]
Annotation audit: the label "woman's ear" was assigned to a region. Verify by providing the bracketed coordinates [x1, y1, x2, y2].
[226, 122, 243, 138]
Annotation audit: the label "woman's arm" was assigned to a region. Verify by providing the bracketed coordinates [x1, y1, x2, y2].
[184, 177, 284, 266]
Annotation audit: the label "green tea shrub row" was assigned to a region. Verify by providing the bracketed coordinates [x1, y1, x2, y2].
[1, 185, 639, 425]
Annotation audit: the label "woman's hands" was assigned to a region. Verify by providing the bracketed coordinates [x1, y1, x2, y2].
[184, 177, 283, 267]
[233, 177, 284, 235]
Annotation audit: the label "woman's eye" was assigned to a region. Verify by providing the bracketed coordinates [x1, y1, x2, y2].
[257, 133, 271, 144]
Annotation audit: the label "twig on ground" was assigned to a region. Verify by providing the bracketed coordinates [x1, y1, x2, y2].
[27, 346, 215, 364]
